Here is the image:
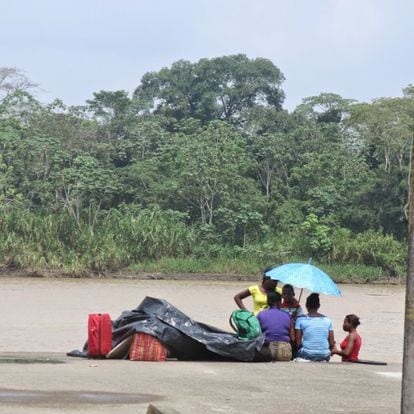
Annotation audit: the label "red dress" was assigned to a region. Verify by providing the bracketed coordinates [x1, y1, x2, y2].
[340, 333, 362, 362]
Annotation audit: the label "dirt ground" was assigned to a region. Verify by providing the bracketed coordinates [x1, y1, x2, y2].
[0, 276, 406, 413]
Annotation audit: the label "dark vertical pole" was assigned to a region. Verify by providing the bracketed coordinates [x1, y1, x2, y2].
[401, 137, 414, 413]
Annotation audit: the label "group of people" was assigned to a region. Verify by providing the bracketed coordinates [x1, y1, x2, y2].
[233, 272, 361, 363]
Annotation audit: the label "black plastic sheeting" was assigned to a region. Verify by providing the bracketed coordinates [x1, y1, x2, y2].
[70, 297, 265, 362]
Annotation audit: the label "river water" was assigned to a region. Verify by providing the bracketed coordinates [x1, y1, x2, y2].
[0, 277, 405, 363]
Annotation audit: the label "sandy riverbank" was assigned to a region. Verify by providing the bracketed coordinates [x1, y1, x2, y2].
[0, 277, 405, 414]
[0, 277, 404, 362]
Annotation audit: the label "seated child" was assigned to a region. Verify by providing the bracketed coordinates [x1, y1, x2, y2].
[280, 284, 303, 320]
[332, 314, 362, 362]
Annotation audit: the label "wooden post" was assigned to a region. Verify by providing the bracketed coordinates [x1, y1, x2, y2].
[401, 137, 414, 413]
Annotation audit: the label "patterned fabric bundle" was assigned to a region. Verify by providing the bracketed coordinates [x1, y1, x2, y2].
[129, 332, 167, 361]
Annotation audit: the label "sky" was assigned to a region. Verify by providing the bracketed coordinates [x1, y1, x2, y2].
[1, 0, 413, 111]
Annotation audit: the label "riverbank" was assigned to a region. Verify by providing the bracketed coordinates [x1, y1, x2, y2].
[0, 268, 403, 284]
[0, 269, 259, 281]
[0, 277, 404, 414]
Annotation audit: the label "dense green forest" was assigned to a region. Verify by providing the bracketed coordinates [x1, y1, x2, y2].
[0, 56, 411, 280]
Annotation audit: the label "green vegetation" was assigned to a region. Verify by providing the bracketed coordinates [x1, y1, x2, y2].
[0, 58, 411, 281]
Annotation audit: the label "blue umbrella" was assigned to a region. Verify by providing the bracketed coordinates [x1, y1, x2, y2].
[265, 263, 341, 297]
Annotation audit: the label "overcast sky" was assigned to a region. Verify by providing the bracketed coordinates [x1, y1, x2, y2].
[2, 0, 413, 111]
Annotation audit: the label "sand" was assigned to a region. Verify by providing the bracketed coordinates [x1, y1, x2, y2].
[0, 277, 405, 363]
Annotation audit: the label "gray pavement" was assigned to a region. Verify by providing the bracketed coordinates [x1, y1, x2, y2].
[0, 352, 402, 414]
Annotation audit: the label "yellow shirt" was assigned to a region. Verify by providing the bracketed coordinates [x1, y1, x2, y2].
[248, 285, 283, 315]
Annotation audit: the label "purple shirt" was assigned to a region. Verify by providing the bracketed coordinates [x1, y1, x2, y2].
[257, 307, 291, 342]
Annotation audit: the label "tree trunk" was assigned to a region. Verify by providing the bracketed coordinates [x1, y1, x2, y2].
[401, 135, 414, 413]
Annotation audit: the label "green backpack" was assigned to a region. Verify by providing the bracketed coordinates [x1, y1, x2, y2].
[229, 309, 262, 340]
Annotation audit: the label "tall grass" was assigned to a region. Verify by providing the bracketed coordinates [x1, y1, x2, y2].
[127, 256, 388, 283]
[0, 207, 406, 282]
[0, 207, 194, 273]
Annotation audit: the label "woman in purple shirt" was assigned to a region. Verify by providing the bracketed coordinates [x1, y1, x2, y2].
[257, 292, 294, 361]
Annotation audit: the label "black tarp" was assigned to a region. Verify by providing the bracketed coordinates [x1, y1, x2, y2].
[69, 297, 265, 362]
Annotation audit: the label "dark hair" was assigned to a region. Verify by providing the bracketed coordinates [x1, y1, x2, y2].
[267, 292, 282, 307]
[306, 293, 320, 309]
[282, 284, 295, 294]
[345, 314, 360, 327]
[262, 275, 278, 284]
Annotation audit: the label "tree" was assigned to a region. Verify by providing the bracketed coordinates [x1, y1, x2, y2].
[348, 97, 414, 173]
[112, 114, 170, 166]
[403, 84, 414, 99]
[0, 125, 22, 207]
[86, 90, 132, 140]
[402, 133, 414, 412]
[160, 121, 257, 226]
[29, 99, 99, 155]
[295, 93, 356, 124]
[0, 90, 42, 125]
[15, 134, 70, 209]
[134, 54, 285, 124]
[245, 108, 296, 199]
[346, 95, 414, 237]
[0, 67, 37, 101]
[59, 155, 121, 222]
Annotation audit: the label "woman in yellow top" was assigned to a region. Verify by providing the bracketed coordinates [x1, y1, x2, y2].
[234, 268, 282, 315]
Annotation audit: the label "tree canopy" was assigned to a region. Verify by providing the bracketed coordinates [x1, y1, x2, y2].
[134, 54, 285, 124]
[0, 61, 409, 277]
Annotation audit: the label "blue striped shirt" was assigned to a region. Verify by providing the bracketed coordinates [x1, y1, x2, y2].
[295, 315, 333, 357]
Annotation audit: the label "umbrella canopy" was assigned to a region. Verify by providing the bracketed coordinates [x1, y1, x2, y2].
[265, 263, 341, 297]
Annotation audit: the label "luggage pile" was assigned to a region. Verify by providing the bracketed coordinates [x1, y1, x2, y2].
[70, 296, 265, 362]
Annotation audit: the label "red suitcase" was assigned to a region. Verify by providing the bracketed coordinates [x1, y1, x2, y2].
[87, 313, 112, 357]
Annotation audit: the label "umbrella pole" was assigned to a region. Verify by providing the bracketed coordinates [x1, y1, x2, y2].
[298, 288, 303, 303]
